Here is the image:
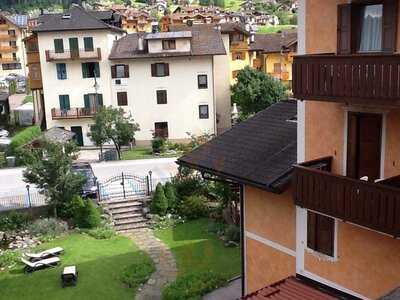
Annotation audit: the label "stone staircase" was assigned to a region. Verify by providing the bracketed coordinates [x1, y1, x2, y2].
[101, 196, 151, 232]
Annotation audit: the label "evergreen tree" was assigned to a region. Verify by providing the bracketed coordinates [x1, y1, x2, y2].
[150, 183, 168, 216]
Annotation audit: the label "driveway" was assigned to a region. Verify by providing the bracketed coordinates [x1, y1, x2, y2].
[90, 157, 179, 183]
[203, 278, 242, 300]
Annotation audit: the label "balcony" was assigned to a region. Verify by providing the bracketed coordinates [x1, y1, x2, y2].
[0, 34, 16, 41]
[0, 46, 17, 53]
[293, 54, 400, 106]
[45, 48, 102, 62]
[0, 57, 19, 63]
[51, 107, 100, 120]
[0, 24, 9, 30]
[27, 52, 40, 64]
[293, 157, 400, 237]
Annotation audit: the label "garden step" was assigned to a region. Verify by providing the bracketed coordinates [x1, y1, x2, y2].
[114, 217, 147, 226]
[113, 212, 143, 220]
[115, 221, 148, 232]
[110, 206, 143, 215]
[105, 201, 143, 210]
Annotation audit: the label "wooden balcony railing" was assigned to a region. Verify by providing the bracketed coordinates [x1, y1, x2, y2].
[293, 157, 400, 237]
[0, 45, 17, 53]
[0, 57, 19, 63]
[27, 52, 40, 64]
[0, 34, 16, 41]
[293, 54, 400, 105]
[51, 107, 100, 120]
[45, 48, 102, 62]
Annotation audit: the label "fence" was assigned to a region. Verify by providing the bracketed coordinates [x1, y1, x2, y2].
[0, 188, 47, 212]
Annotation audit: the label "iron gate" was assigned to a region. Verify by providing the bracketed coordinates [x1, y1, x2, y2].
[98, 172, 152, 202]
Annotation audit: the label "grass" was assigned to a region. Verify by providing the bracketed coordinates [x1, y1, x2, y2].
[257, 24, 297, 34]
[154, 218, 241, 280]
[0, 233, 153, 300]
[121, 147, 179, 160]
[224, 0, 242, 11]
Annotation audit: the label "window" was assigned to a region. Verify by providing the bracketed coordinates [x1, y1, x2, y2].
[198, 74, 208, 89]
[9, 41, 16, 47]
[232, 52, 244, 60]
[117, 92, 128, 106]
[111, 64, 129, 78]
[8, 29, 15, 37]
[199, 105, 209, 119]
[12, 53, 16, 60]
[154, 122, 168, 138]
[231, 32, 244, 43]
[83, 37, 94, 52]
[82, 62, 100, 78]
[359, 4, 383, 52]
[162, 39, 176, 50]
[2, 63, 21, 70]
[54, 39, 64, 53]
[156, 90, 167, 104]
[56, 63, 67, 80]
[59, 95, 70, 110]
[273, 63, 282, 74]
[84, 93, 103, 109]
[307, 211, 335, 257]
[151, 63, 169, 77]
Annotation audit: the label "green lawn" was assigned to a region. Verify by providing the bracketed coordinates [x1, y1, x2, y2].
[224, 0, 242, 11]
[154, 219, 241, 280]
[257, 24, 297, 34]
[0, 233, 152, 300]
[121, 147, 180, 160]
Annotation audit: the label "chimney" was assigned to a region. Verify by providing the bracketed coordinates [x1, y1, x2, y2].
[151, 21, 159, 33]
[138, 36, 144, 51]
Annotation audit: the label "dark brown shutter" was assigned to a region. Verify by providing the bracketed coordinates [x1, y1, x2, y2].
[307, 212, 317, 250]
[151, 63, 156, 77]
[382, 0, 398, 53]
[337, 4, 352, 54]
[317, 215, 334, 257]
[111, 65, 116, 78]
[124, 65, 130, 78]
[346, 112, 358, 179]
[164, 63, 169, 76]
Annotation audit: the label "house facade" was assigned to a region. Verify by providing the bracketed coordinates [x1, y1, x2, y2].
[0, 13, 28, 77]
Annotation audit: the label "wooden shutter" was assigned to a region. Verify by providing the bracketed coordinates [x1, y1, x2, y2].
[84, 94, 90, 108]
[151, 64, 156, 77]
[83, 37, 94, 51]
[382, 0, 398, 53]
[82, 63, 88, 78]
[164, 63, 169, 76]
[346, 112, 358, 179]
[111, 65, 117, 78]
[117, 92, 128, 106]
[337, 4, 352, 54]
[94, 63, 100, 78]
[317, 215, 334, 257]
[124, 65, 130, 78]
[96, 94, 103, 106]
[307, 212, 317, 250]
[54, 39, 64, 53]
[59, 95, 70, 110]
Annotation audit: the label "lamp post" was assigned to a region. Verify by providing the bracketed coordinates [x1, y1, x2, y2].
[26, 184, 32, 209]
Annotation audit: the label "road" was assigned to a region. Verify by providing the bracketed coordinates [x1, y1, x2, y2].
[0, 157, 179, 196]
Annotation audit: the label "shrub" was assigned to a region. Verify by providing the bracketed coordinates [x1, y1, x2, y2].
[164, 182, 177, 210]
[0, 249, 21, 269]
[225, 224, 240, 243]
[23, 95, 33, 104]
[162, 272, 225, 300]
[71, 196, 101, 229]
[28, 218, 68, 238]
[179, 195, 208, 220]
[8, 126, 41, 156]
[0, 212, 31, 232]
[207, 221, 225, 235]
[171, 175, 205, 200]
[152, 137, 166, 154]
[151, 183, 168, 216]
[87, 226, 116, 239]
[120, 257, 155, 289]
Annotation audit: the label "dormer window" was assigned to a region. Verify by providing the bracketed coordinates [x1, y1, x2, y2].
[162, 40, 176, 50]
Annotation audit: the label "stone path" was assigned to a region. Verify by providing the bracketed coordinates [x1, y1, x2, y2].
[203, 277, 242, 300]
[124, 228, 177, 300]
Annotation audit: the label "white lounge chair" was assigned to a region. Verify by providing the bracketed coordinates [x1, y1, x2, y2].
[21, 256, 60, 273]
[24, 247, 64, 261]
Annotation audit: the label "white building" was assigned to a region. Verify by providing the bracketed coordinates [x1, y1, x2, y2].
[32, 5, 230, 146]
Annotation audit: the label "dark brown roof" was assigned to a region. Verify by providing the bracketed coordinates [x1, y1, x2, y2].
[242, 277, 345, 300]
[177, 100, 297, 193]
[250, 31, 297, 52]
[110, 24, 226, 60]
[219, 22, 250, 35]
[34, 5, 124, 33]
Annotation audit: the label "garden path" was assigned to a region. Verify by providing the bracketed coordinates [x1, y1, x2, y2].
[124, 228, 177, 300]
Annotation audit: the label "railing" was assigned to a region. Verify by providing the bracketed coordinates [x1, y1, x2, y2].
[51, 107, 100, 120]
[0, 45, 17, 52]
[293, 54, 400, 105]
[27, 51, 40, 64]
[0, 188, 47, 212]
[293, 157, 400, 237]
[0, 34, 16, 40]
[0, 57, 19, 63]
[45, 48, 102, 62]
[0, 24, 9, 30]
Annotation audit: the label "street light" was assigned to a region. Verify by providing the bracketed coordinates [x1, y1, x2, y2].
[26, 184, 32, 209]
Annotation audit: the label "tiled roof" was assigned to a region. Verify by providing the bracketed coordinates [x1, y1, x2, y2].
[243, 277, 344, 300]
[250, 31, 297, 52]
[110, 24, 226, 60]
[177, 100, 297, 193]
[219, 22, 250, 35]
[34, 5, 124, 33]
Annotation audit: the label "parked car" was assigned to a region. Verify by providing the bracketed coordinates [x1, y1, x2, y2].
[72, 162, 98, 199]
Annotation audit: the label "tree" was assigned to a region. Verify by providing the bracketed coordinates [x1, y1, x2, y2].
[90, 106, 140, 160]
[231, 66, 287, 120]
[151, 183, 168, 216]
[164, 182, 177, 210]
[22, 139, 85, 218]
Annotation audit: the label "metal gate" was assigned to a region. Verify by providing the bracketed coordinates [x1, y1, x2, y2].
[98, 172, 152, 202]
